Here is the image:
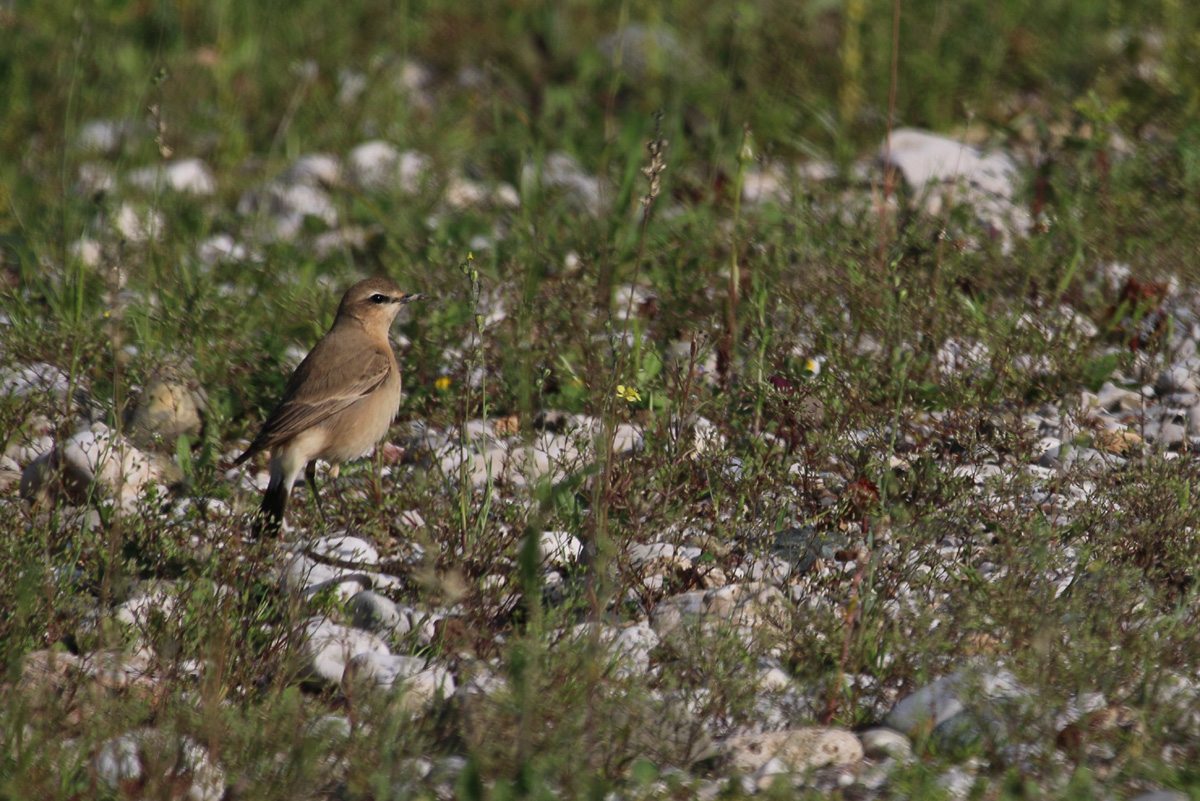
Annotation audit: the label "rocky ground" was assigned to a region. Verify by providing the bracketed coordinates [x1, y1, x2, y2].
[5, 93, 1200, 799]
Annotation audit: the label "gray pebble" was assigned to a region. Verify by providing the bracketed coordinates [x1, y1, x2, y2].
[885, 665, 1025, 739]
[348, 590, 413, 636]
[859, 727, 913, 761]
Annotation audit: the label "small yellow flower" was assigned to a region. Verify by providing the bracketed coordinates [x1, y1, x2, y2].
[435, 376, 452, 391]
[616, 384, 641, 403]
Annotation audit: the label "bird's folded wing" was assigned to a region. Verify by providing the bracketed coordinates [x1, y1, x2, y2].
[239, 348, 393, 458]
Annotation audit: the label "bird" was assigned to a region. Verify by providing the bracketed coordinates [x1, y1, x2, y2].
[234, 277, 426, 537]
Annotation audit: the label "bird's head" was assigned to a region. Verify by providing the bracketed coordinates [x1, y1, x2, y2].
[337, 277, 427, 326]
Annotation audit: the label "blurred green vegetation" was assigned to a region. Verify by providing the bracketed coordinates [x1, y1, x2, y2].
[4, 0, 1199, 167]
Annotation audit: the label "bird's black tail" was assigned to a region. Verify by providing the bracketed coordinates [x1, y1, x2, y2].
[252, 474, 289, 538]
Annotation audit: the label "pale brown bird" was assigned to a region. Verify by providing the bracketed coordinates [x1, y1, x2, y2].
[235, 277, 425, 537]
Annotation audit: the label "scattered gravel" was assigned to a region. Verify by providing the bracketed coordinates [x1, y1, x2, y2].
[9, 121, 1199, 798]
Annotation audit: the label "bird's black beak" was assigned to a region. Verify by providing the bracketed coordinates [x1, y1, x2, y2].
[400, 293, 429, 304]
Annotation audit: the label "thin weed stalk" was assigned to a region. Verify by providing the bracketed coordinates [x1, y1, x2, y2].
[588, 117, 667, 622]
[457, 254, 493, 550]
[722, 124, 752, 393]
[877, 0, 903, 270]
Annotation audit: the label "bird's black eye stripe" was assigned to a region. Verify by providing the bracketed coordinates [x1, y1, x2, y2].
[370, 293, 389, 303]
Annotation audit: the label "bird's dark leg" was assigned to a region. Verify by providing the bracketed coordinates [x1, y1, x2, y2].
[253, 475, 288, 539]
[305, 460, 323, 511]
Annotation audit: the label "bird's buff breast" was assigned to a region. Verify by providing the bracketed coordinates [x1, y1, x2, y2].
[310, 384, 401, 463]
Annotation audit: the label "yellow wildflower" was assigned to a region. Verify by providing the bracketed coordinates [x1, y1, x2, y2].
[435, 376, 452, 391]
[616, 384, 641, 403]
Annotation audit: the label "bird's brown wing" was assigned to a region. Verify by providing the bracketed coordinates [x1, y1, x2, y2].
[235, 340, 393, 463]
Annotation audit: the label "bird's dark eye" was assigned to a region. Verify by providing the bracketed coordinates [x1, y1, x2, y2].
[370, 293, 389, 304]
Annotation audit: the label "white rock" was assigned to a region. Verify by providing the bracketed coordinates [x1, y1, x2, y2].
[1, 362, 70, 400]
[754, 756, 789, 790]
[127, 158, 216, 195]
[337, 69, 368, 105]
[129, 378, 204, 447]
[21, 424, 164, 510]
[537, 531, 582, 567]
[113, 203, 164, 242]
[345, 653, 456, 707]
[348, 141, 430, 194]
[396, 508, 426, 528]
[1158, 364, 1199, 394]
[720, 728, 863, 773]
[77, 162, 116, 195]
[610, 624, 659, 674]
[745, 554, 792, 583]
[651, 583, 787, 644]
[281, 153, 341, 187]
[394, 59, 435, 101]
[306, 714, 352, 740]
[935, 338, 990, 376]
[280, 553, 373, 601]
[1053, 691, 1108, 731]
[885, 665, 1024, 736]
[76, 118, 138, 154]
[443, 176, 490, 208]
[741, 163, 793, 205]
[952, 462, 1005, 484]
[414, 611, 446, 646]
[96, 731, 224, 800]
[596, 24, 693, 80]
[884, 128, 1017, 200]
[306, 534, 380, 566]
[859, 727, 913, 761]
[1149, 420, 1187, 447]
[70, 237, 103, 267]
[116, 581, 179, 628]
[348, 140, 400, 188]
[180, 738, 226, 801]
[936, 763, 978, 800]
[439, 446, 507, 487]
[343, 651, 426, 688]
[757, 666, 792, 692]
[641, 574, 665, 593]
[458, 666, 508, 697]
[629, 542, 675, 563]
[403, 665, 457, 704]
[275, 182, 338, 224]
[348, 590, 413, 636]
[197, 234, 253, 266]
[94, 733, 143, 788]
[297, 617, 390, 686]
[613, 423, 644, 454]
[237, 181, 338, 241]
[492, 182, 520, 208]
[882, 128, 1029, 250]
[566, 622, 657, 675]
[522, 151, 606, 217]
